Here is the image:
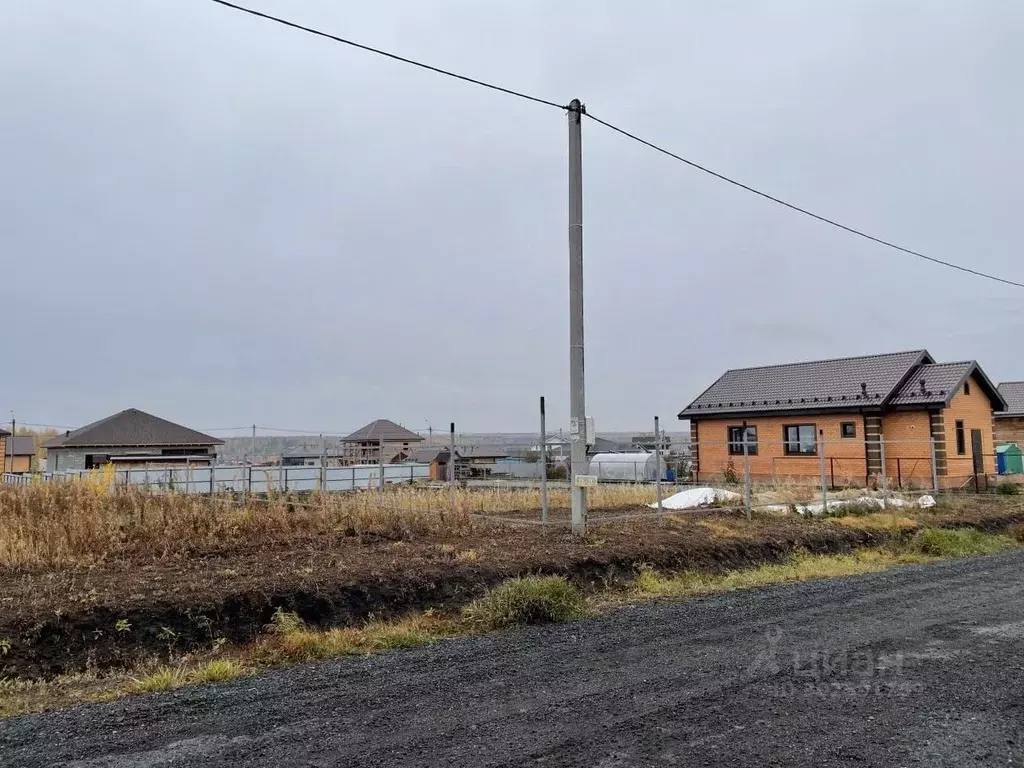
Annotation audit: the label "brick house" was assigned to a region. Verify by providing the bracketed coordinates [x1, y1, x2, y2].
[994, 382, 1024, 445]
[679, 350, 1005, 489]
[340, 419, 424, 465]
[4, 435, 35, 474]
[43, 408, 223, 471]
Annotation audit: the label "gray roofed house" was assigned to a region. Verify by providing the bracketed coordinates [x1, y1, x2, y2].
[340, 419, 424, 465]
[995, 381, 1024, 447]
[42, 408, 223, 472]
[4, 435, 35, 473]
[997, 382, 1024, 417]
[680, 350, 1005, 489]
[679, 350, 930, 419]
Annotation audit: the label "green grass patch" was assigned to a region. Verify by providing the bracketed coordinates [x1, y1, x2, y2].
[910, 527, 1016, 557]
[463, 576, 586, 630]
[632, 549, 931, 600]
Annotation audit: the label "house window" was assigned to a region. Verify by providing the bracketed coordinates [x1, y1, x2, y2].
[963, 381, 971, 396]
[783, 424, 817, 455]
[955, 420, 965, 455]
[840, 422, 856, 438]
[727, 426, 758, 455]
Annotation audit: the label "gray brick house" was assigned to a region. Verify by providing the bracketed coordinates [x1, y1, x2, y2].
[43, 408, 223, 472]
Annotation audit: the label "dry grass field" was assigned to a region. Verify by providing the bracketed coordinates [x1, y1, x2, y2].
[0, 480, 663, 569]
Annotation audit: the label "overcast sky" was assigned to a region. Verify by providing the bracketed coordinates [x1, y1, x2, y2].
[2, 1, 1022, 436]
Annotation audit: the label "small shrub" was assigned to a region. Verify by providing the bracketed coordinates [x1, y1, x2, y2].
[1006, 523, 1024, 543]
[910, 528, 1016, 558]
[186, 659, 245, 685]
[463, 576, 585, 630]
[996, 481, 1020, 496]
[722, 460, 738, 485]
[265, 607, 306, 635]
[131, 667, 180, 693]
[361, 619, 434, 651]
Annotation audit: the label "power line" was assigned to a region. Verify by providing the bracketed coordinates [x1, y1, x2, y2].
[584, 111, 1024, 290]
[206, 0, 567, 111]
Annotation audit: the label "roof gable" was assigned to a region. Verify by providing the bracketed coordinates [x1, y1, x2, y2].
[997, 381, 1024, 417]
[42, 409, 224, 449]
[341, 419, 424, 443]
[892, 362, 1005, 410]
[679, 350, 931, 419]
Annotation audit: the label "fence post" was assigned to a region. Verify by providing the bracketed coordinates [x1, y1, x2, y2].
[829, 457, 835, 490]
[930, 437, 939, 494]
[540, 396, 549, 524]
[896, 458, 902, 490]
[879, 436, 889, 509]
[209, 464, 214, 495]
[654, 416, 664, 519]
[378, 438, 384, 506]
[351, 465, 356, 492]
[449, 422, 456, 515]
[742, 427, 751, 521]
[247, 464, 252, 497]
[319, 434, 326, 494]
[819, 431, 827, 512]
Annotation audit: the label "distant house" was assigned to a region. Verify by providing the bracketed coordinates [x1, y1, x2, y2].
[0, 428, 9, 474]
[630, 433, 671, 452]
[995, 382, 1024, 446]
[407, 446, 452, 481]
[456, 445, 509, 477]
[4, 436, 35, 474]
[680, 350, 1005, 488]
[532, 434, 571, 459]
[340, 419, 424, 465]
[43, 408, 223, 472]
[587, 436, 628, 457]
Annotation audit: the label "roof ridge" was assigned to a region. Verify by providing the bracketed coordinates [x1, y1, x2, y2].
[722, 349, 928, 375]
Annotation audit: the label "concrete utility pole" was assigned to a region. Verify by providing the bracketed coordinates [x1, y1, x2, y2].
[654, 416, 663, 516]
[540, 396, 549, 524]
[448, 422, 456, 512]
[567, 98, 588, 537]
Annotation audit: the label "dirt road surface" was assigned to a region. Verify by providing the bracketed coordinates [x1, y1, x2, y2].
[3, 551, 1024, 767]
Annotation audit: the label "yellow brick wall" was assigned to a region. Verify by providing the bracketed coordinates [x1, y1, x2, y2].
[692, 413, 869, 485]
[942, 373, 997, 480]
[879, 411, 933, 486]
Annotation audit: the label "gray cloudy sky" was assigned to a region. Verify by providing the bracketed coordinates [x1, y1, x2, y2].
[2, 1, 1022, 436]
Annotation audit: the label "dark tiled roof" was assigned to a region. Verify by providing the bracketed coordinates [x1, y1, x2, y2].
[341, 419, 424, 444]
[679, 350, 930, 419]
[5, 436, 35, 456]
[407, 446, 451, 463]
[42, 409, 224, 449]
[457, 445, 509, 459]
[890, 362, 973, 406]
[997, 382, 1024, 417]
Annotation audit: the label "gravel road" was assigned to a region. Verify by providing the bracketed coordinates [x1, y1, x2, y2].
[3, 551, 1024, 767]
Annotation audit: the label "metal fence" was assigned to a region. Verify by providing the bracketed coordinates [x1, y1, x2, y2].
[690, 436, 1010, 493]
[28, 462, 431, 494]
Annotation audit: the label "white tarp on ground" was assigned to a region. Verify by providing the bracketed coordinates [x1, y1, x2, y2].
[763, 494, 938, 516]
[649, 487, 741, 510]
